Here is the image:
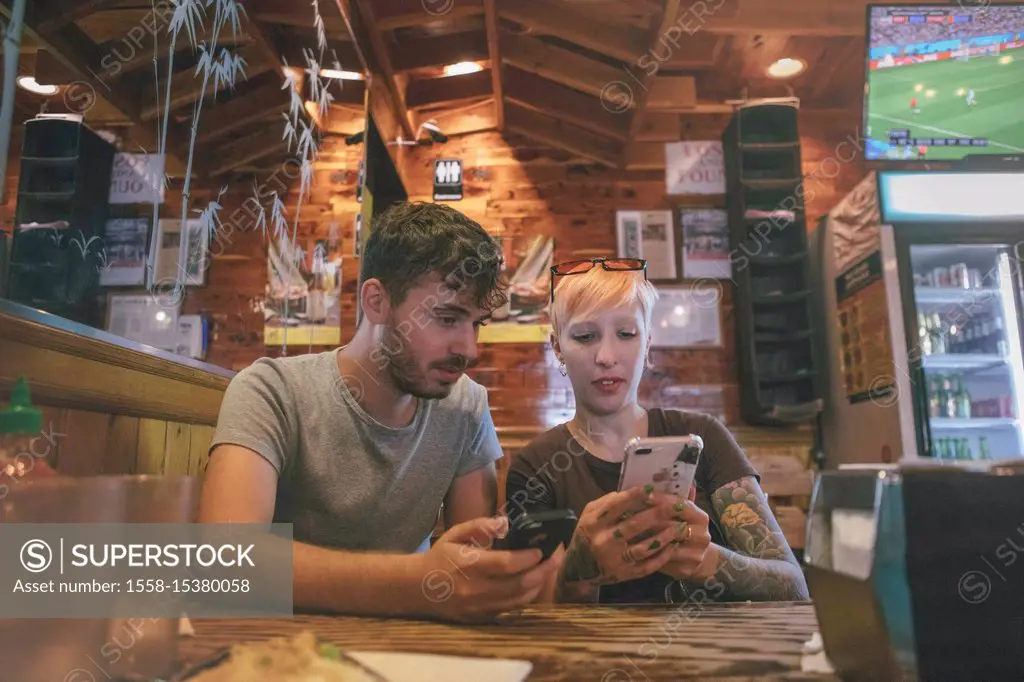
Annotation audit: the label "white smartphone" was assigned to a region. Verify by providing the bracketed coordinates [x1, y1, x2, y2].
[618, 435, 704, 497]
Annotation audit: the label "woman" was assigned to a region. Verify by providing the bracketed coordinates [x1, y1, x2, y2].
[507, 258, 810, 604]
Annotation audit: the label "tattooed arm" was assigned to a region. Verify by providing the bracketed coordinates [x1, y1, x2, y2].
[665, 476, 809, 601]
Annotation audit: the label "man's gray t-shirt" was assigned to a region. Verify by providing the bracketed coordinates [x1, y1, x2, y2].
[209, 349, 502, 553]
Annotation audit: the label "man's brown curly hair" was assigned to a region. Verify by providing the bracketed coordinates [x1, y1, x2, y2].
[359, 201, 508, 314]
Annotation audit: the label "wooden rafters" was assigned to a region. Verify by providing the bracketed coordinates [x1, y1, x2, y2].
[504, 67, 627, 141]
[35, 0, 125, 34]
[347, 0, 415, 139]
[501, 0, 649, 64]
[483, 0, 503, 130]
[623, 0, 682, 166]
[406, 70, 492, 110]
[505, 102, 619, 168]
[501, 33, 626, 104]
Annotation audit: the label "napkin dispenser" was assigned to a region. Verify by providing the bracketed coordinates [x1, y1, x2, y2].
[806, 461, 1024, 682]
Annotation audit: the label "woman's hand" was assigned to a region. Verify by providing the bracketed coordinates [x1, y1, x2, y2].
[659, 500, 715, 581]
[560, 486, 692, 588]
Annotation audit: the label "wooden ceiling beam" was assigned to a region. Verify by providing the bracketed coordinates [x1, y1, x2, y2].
[413, 99, 498, 138]
[348, 0, 415, 139]
[209, 130, 290, 176]
[406, 70, 492, 109]
[196, 81, 290, 145]
[623, 0, 682, 166]
[35, 0, 125, 34]
[373, 0, 484, 32]
[252, 8, 351, 37]
[391, 32, 488, 72]
[501, 0, 650, 64]
[483, 0, 503, 130]
[139, 46, 276, 121]
[646, 75, 699, 112]
[504, 67, 628, 141]
[504, 102, 620, 168]
[502, 33, 627, 104]
[104, 33, 253, 81]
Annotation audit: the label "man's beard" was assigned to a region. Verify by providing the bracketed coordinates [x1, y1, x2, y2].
[378, 323, 469, 400]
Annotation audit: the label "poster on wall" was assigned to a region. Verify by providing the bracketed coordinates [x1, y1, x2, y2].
[641, 210, 676, 280]
[835, 250, 894, 404]
[100, 217, 150, 286]
[479, 234, 553, 343]
[264, 234, 343, 346]
[152, 218, 207, 287]
[681, 208, 731, 279]
[616, 211, 642, 259]
[616, 211, 677, 280]
[648, 286, 723, 348]
[665, 141, 725, 195]
[108, 153, 166, 204]
[433, 159, 463, 201]
[831, 171, 882, 274]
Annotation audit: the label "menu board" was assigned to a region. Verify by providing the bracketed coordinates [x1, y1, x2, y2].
[835, 250, 895, 404]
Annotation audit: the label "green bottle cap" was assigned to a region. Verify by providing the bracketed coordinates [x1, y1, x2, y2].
[0, 376, 43, 435]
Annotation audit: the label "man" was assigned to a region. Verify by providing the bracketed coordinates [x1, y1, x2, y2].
[966, 88, 977, 107]
[198, 202, 560, 622]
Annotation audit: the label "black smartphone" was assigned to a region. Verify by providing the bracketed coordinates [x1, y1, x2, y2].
[500, 509, 577, 559]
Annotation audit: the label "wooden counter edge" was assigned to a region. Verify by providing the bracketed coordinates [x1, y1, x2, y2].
[0, 299, 233, 426]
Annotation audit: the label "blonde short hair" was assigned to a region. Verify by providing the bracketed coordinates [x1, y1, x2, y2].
[549, 266, 659, 338]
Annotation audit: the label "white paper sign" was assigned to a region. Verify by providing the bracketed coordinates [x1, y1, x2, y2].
[108, 153, 166, 204]
[665, 141, 726, 195]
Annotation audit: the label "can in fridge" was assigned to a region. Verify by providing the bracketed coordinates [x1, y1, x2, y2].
[949, 263, 969, 289]
[969, 268, 984, 289]
[932, 266, 950, 288]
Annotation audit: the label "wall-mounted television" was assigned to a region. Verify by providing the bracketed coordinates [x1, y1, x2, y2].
[864, 4, 1024, 162]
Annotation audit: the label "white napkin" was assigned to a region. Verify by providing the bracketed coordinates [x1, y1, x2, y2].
[347, 651, 532, 682]
[801, 631, 836, 674]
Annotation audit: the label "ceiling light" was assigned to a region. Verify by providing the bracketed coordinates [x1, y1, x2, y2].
[443, 61, 483, 77]
[320, 68, 364, 81]
[17, 76, 58, 96]
[766, 58, 805, 79]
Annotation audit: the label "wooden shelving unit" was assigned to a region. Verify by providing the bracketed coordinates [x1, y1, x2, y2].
[723, 101, 824, 426]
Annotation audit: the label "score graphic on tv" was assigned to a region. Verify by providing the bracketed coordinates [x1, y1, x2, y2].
[864, 4, 1024, 161]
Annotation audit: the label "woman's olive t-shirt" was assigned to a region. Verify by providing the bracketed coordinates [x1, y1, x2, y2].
[505, 409, 759, 604]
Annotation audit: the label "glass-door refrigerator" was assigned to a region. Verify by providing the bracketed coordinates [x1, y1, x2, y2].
[819, 171, 1024, 466]
[896, 232, 1024, 460]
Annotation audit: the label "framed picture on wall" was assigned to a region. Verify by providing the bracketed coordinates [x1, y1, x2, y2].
[679, 208, 732, 279]
[616, 210, 679, 282]
[151, 218, 208, 287]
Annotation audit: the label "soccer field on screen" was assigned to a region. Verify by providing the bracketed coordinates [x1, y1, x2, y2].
[865, 46, 1024, 160]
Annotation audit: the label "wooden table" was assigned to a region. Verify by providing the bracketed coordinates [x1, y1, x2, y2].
[177, 603, 838, 681]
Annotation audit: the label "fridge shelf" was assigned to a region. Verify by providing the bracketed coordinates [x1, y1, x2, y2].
[931, 418, 1020, 430]
[922, 354, 1007, 372]
[915, 286, 1001, 304]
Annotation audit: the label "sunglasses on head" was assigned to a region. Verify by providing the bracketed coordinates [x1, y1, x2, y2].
[549, 258, 647, 301]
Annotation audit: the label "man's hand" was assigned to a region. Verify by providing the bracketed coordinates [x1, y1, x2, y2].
[561, 487, 692, 588]
[416, 516, 562, 623]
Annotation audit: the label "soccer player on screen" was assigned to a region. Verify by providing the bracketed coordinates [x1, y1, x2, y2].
[910, 96, 920, 114]
[966, 88, 977, 107]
